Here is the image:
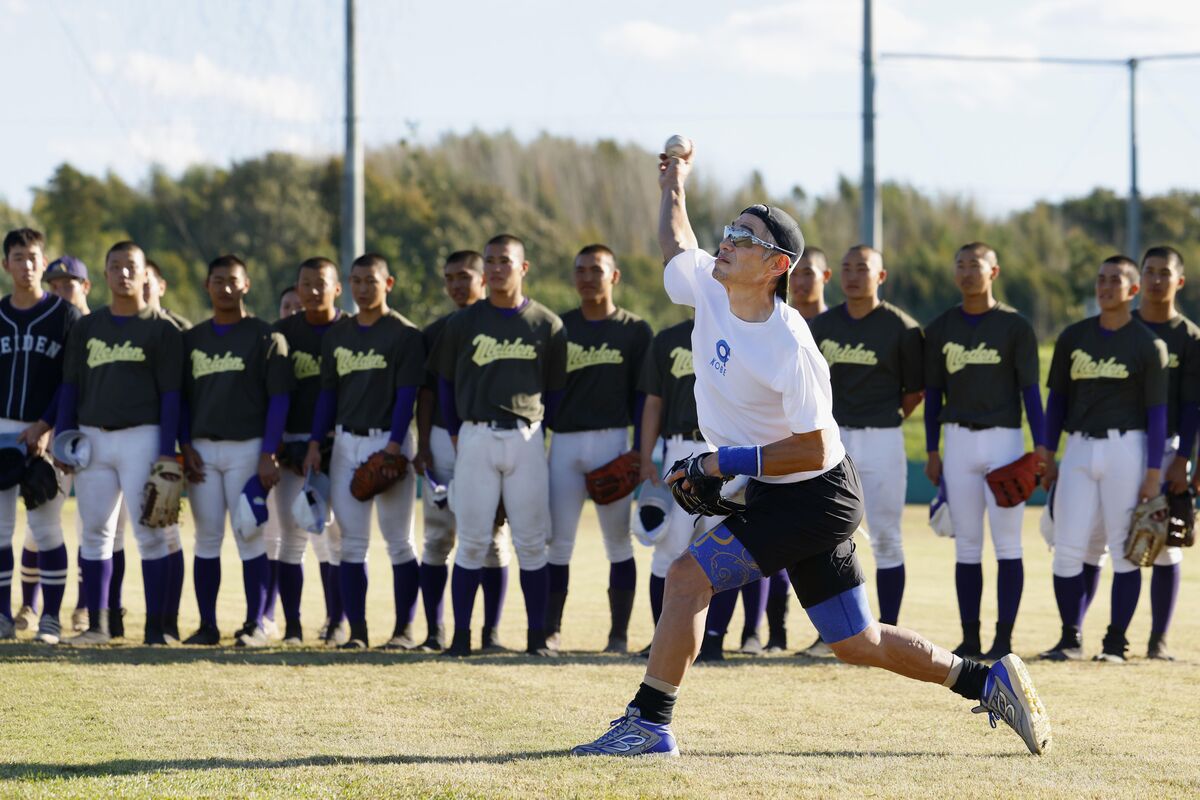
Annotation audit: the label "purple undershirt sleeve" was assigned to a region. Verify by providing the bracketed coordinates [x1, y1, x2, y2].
[178, 398, 192, 445]
[923, 387, 943, 453]
[158, 390, 181, 457]
[54, 383, 78, 433]
[1147, 403, 1167, 470]
[544, 389, 565, 429]
[1021, 385, 1046, 449]
[1044, 389, 1066, 453]
[40, 385, 61, 427]
[389, 386, 418, 445]
[437, 377, 461, 436]
[262, 393, 290, 455]
[310, 389, 336, 442]
[1177, 402, 1200, 464]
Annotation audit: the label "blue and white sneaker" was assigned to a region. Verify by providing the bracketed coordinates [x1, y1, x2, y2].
[571, 708, 680, 757]
[973, 653, 1052, 755]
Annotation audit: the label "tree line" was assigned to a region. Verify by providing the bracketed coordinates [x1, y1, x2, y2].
[2, 130, 1198, 335]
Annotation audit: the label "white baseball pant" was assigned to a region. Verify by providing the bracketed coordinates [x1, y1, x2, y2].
[548, 427, 635, 565]
[330, 427, 416, 565]
[451, 421, 550, 571]
[841, 426, 906, 569]
[0, 418, 66, 552]
[650, 436, 716, 579]
[1052, 430, 1146, 576]
[421, 425, 509, 568]
[942, 424, 1026, 564]
[271, 433, 340, 567]
[189, 438, 267, 560]
[75, 425, 180, 560]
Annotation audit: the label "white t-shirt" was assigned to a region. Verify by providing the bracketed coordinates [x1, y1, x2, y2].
[664, 249, 845, 484]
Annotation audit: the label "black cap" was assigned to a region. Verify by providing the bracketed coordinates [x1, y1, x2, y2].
[740, 205, 805, 268]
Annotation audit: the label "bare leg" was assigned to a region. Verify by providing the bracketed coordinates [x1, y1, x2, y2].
[828, 621, 956, 683]
[645, 554, 715, 686]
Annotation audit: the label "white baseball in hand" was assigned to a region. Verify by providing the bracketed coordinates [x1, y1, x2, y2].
[663, 134, 693, 160]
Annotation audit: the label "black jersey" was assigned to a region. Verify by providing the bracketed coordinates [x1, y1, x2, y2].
[0, 294, 81, 421]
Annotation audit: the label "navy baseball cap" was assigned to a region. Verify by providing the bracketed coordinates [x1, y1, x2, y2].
[45, 256, 88, 282]
[740, 205, 805, 268]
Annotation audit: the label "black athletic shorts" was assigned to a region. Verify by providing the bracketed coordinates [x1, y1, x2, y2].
[721, 456, 866, 608]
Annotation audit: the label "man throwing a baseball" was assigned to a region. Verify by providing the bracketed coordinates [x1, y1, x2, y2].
[572, 141, 1050, 758]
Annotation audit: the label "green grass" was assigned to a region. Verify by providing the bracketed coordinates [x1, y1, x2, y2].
[2, 498, 1197, 798]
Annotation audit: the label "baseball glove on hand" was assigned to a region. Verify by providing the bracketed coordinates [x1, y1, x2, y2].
[666, 455, 746, 518]
[585, 451, 641, 505]
[1167, 487, 1196, 548]
[986, 452, 1044, 508]
[1125, 494, 1169, 567]
[20, 457, 60, 511]
[140, 459, 185, 528]
[350, 450, 408, 502]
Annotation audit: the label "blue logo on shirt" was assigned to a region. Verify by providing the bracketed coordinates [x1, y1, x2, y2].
[710, 339, 730, 375]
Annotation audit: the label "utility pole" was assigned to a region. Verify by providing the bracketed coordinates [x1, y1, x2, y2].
[1126, 58, 1140, 259]
[341, 0, 364, 308]
[861, 0, 880, 249]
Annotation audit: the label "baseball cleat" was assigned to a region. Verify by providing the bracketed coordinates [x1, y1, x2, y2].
[801, 636, 834, 658]
[381, 623, 416, 650]
[1038, 626, 1083, 661]
[603, 635, 628, 654]
[234, 624, 269, 648]
[317, 617, 331, 640]
[108, 608, 126, 639]
[63, 627, 112, 646]
[480, 626, 508, 653]
[694, 632, 725, 663]
[71, 606, 88, 633]
[1093, 627, 1127, 664]
[34, 616, 61, 645]
[163, 616, 181, 645]
[417, 625, 446, 652]
[0, 615, 15, 640]
[144, 621, 169, 647]
[442, 629, 472, 657]
[526, 629, 558, 658]
[322, 619, 349, 646]
[337, 637, 368, 650]
[571, 709, 679, 757]
[14, 604, 38, 632]
[1147, 632, 1174, 661]
[183, 624, 221, 646]
[739, 632, 764, 656]
[261, 617, 280, 639]
[972, 654, 1051, 755]
[282, 621, 303, 645]
[980, 622, 1014, 662]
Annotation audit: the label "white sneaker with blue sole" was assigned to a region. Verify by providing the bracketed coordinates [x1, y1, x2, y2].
[973, 653, 1052, 755]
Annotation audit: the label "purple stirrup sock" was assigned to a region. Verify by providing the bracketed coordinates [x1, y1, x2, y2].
[278, 562, 304, 624]
[768, 569, 790, 599]
[392, 559, 420, 627]
[955, 562, 983, 624]
[519, 566, 548, 631]
[609, 558, 637, 592]
[194, 556, 221, 627]
[20, 546, 39, 609]
[325, 564, 344, 623]
[996, 558, 1024, 625]
[141, 556, 168, 621]
[339, 561, 369, 626]
[548, 563, 569, 594]
[0, 546, 12, 619]
[109, 549, 126, 610]
[451, 565, 483, 630]
[649, 574, 665, 624]
[1150, 563, 1181, 635]
[264, 558, 280, 622]
[419, 563, 448, 631]
[1080, 562, 1101, 618]
[37, 545, 69, 618]
[165, 551, 185, 620]
[482, 565, 508, 628]
[875, 565, 905, 625]
[739, 577, 768, 635]
[242, 554, 270, 628]
[704, 588, 738, 636]
[80, 557, 113, 623]
[1110, 570, 1141, 634]
[1053, 572, 1085, 628]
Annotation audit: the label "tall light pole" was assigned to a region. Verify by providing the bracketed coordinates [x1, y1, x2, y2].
[341, 0, 364, 306]
[860, 0, 880, 249]
[1126, 58, 1140, 259]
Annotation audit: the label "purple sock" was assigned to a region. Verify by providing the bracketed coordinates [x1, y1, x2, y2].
[326, 564, 344, 623]
[451, 565, 482, 630]
[80, 557, 113, 622]
[141, 556, 168, 621]
[955, 562, 983, 624]
[705, 588, 738, 636]
[875, 565, 905, 625]
[166, 551, 185, 620]
[739, 577, 768, 635]
[768, 569, 790, 599]
[996, 558, 1024, 625]
[193, 556, 221, 627]
[109, 549, 126, 610]
[1081, 563, 1102, 615]
[0, 546, 13, 619]
[548, 563, 569, 594]
[419, 563, 448, 631]
[1150, 563, 1181, 635]
[609, 558, 637, 592]
[318, 562, 335, 618]
[520, 566, 549, 631]
[482, 565, 508, 629]
[339, 561, 369, 626]
[1110, 570, 1141, 634]
[242, 554, 270, 628]
[20, 546, 39, 610]
[649, 574, 665, 624]
[264, 558, 280, 622]
[1053, 572, 1085, 628]
[392, 559, 420, 628]
[279, 562, 304, 624]
[75, 546, 84, 610]
[37, 545, 68, 618]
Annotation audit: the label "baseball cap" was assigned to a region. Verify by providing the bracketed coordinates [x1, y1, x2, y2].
[740, 205, 805, 268]
[291, 470, 332, 534]
[44, 255, 88, 283]
[0, 433, 28, 490]
[424, 469, 448, 509]
[51, 429, 91, 469]
[233, 475, 270, 538]
[632, 480, 673, 547]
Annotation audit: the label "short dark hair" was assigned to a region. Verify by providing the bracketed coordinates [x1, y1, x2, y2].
[956, 241, 998, 263]
[106, 241, 144, 263]
[1143, 245, 1184, 273]
[485, 234, 525, 259]
[800, 246, 827, 269]
[279, 286, 299, 302]
[3, 228, 45, 258]
[576, 243, 616, 262]
[444, 250, 483, 272]
[145, 259, 163, 279]
[207, 254, 247, 276]
[1102, 254, 1140, 282]
[351, 252, 389, 273]
[296, 256, 338, 280]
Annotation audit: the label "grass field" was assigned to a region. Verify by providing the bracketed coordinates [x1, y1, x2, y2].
[2, 498, 1198, 798]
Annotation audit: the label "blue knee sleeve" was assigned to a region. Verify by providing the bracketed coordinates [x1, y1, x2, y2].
[805, 584, 873, 643]
[687, 524, 763, 592]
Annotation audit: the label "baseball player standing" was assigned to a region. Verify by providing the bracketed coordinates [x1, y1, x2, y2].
[304, 253, 425, 650]
[55, 241, 184, 645]
[179, 255, 293, 647]
[145, 260, 193, 332]
[924, 243, 1046, 660]
[278, 287, 303, 319]
[272, 257, 347, 645]
[414, 251, 512, 652]
[1039, 256, 1171, 661]
[545, 244, 652, 653]
[807, 245, 923, 650]
[0, 229, 80, 644]
[573, 142, 1048, 758]
[787, 247, 831, 320]
[430, 234, 568, 657]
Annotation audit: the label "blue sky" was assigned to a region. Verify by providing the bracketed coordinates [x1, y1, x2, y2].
[4, 0, 1199, 215]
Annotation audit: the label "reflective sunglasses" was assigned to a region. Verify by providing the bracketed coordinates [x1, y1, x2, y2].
[722, 225, 797, 259]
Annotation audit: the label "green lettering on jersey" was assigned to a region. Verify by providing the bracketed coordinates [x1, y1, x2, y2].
[291, 350, 321, 380]
[1069, 349, 1130, 380]
[470, 334, 537, 366]
[668, 346, 694, 378]
[191, 350, 246, 378]
[819, 339, 879, 366]
[86, 338, 146, 368]
[334, 346, 387, 375]
[567, 341, 623, 372]
[943, 342, 1001, 374]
